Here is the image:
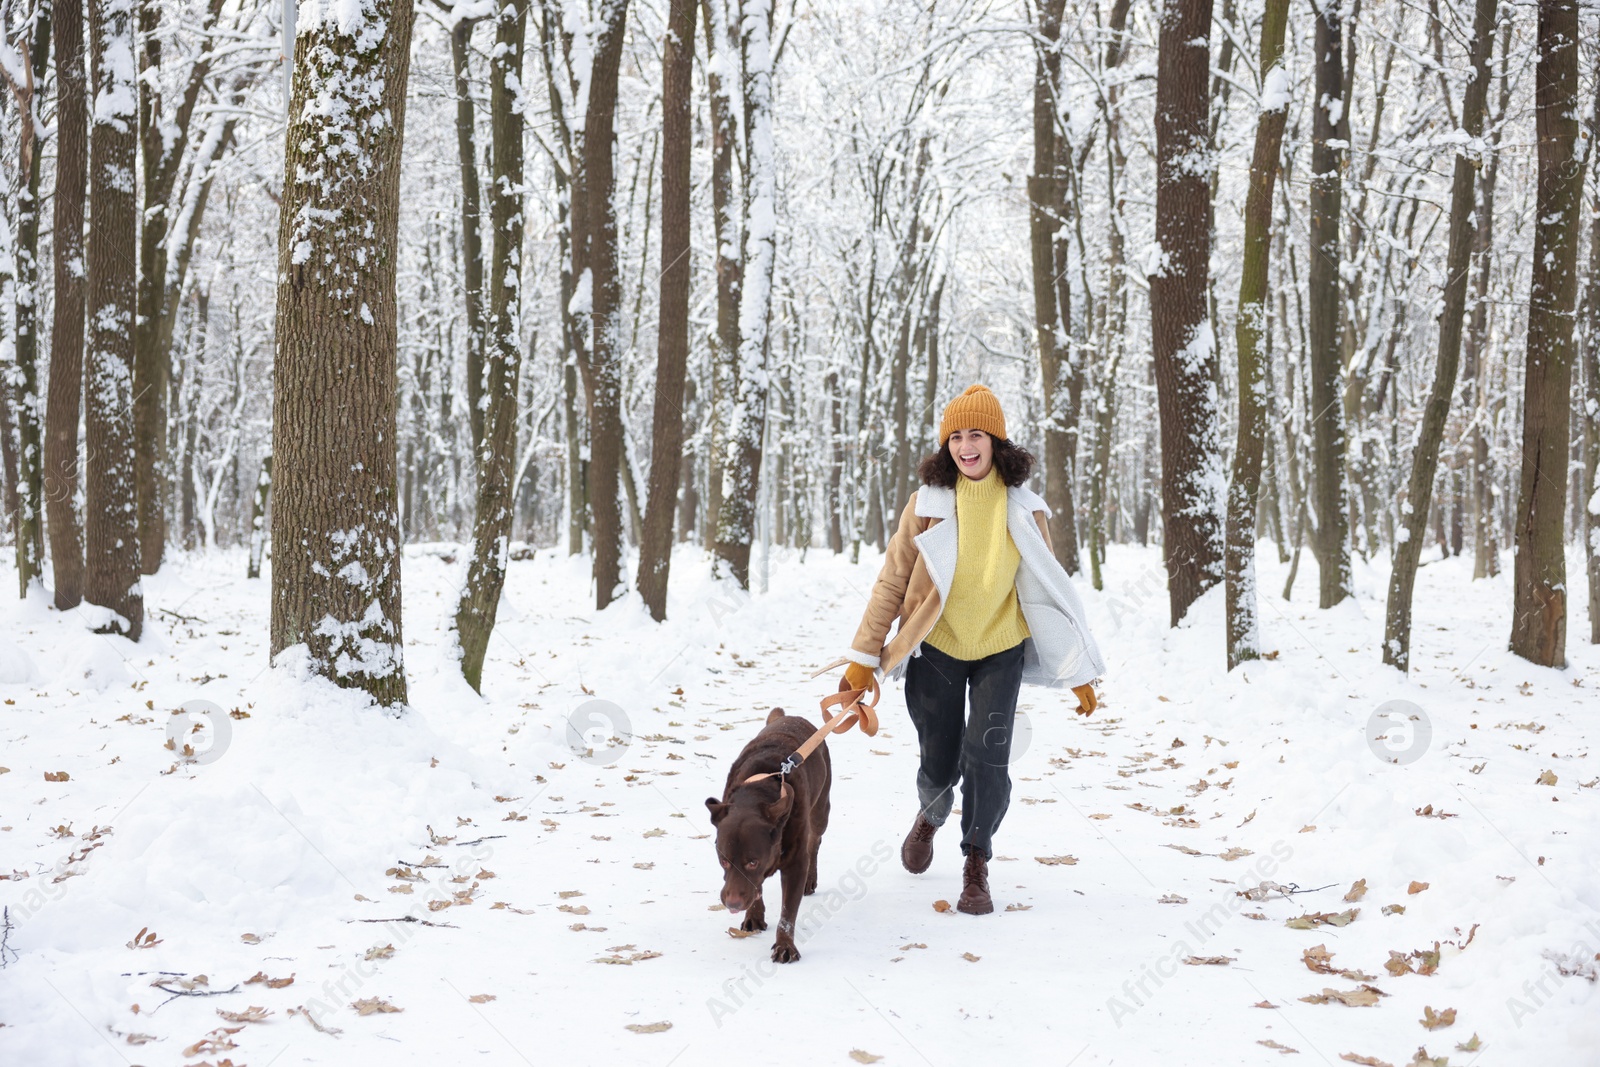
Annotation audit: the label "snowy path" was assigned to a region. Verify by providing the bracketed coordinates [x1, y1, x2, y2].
[1, 541, 1596, 1065]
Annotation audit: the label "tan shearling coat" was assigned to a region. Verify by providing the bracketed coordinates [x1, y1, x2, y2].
[845, 480, 1107, 689]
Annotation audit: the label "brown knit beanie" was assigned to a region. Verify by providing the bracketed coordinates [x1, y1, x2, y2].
[939, 384, 1007, 446]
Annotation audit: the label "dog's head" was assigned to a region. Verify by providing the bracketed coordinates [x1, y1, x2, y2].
[704, 781, 793, 914]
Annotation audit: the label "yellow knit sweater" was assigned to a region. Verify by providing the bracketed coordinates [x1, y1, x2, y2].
[923, 466, 1031, 660]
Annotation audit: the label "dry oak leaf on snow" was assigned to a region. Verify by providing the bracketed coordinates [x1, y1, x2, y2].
[351, 997, 402, 1015]
[1419, 1005, 1455, 1030]
[626, 1021, 673, 1034]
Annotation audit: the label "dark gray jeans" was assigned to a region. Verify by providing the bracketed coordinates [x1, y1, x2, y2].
[903, 639, 1025, 861]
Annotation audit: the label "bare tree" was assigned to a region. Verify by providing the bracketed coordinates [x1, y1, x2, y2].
[636, 0, 697, 621]
[446, 6, 486, 453]
[701, 0, 740, 553]
[83, 0, 143, 638]
[130, 0, 226, 574]
[1, 0, 49, 596]
[1307, 0, 1351, 607]
[713, 0, 777, 588]
[1585, 39, 1600, 646]
[1029, 0, 1082, 574]
[45, 0, 86, 609]
[1382, 0, 1496, 671]
[1224, 0, 1290, 669]
[1509, 0, 1582, 668]
[578, 0, 631, 608]
[270, 0, 415, 705]
[457, 0, 529, 691]
[1149, 0, 1222, 626]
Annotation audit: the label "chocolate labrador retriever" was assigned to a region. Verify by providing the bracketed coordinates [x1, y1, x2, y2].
[705, 708, 832, 963]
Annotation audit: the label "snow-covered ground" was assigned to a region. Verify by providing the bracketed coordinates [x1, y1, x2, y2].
[1, 538, 1596, 1066]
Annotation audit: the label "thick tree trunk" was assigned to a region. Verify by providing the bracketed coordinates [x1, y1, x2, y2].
[1149, 0, 1222, 626]
[457, 0, 529, 690]
[582, 0, 630, 608]
[45, 0, 87, 610]
[1509, 0, 1581, 668]
[1308, 0, 1351, 607]
[1224, 0, 1289, 670]
[1382, 0, 1496, 671]
[713, 0, 776, 588]
[636, 0, 697, 621]
[84, 0, 143, 638]
[270, 0, 415, 705]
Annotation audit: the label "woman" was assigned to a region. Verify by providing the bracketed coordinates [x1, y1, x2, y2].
[838, 384, 1106, 914]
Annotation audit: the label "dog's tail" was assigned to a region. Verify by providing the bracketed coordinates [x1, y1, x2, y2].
[765, 707, 785, 725]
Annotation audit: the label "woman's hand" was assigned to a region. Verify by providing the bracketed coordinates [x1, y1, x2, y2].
[841, 661, 875, 693]
[1072, 683, 1098, 716]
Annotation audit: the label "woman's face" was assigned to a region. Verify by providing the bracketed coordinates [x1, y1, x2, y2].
[947, 428, 994, 480]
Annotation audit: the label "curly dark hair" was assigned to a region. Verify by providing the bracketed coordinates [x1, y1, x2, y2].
[917, 434, 1036, 488]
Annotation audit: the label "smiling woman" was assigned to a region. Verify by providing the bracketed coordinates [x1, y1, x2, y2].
[836, 383, 1107, 917]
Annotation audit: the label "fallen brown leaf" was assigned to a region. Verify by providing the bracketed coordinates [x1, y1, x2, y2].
[627, 1020, 673, 1034]
[1300, 985, 1387, 1007]
[351, 997, 402, 1016]
[1419, 1005, 1456, 1030]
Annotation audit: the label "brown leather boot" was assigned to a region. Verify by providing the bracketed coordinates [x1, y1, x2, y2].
[900, 813, 938, 874]
[956, 849, 993, 914]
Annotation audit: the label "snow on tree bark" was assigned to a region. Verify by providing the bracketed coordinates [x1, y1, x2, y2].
[1224, 0, 1289, 670]
[1029, 0, 1083, 576]
[3, 0, 50, 597]
[270, 0, 415, 705]
[1149, 0, 1222, 627]
[84, 0, 144, 639]
[457, 0, 529, 691]
[713, 0, 775, 589]
[578, 0, 630, 609]
[1307, 0, 1351, 609]
[1509, 0, 1581, 669]
[1382, 0, 1496, 672]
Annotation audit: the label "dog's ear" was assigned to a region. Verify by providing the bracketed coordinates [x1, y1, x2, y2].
[705, 797, 731, 825]
[765, 707, 785, 725]
[762, 784, 794, 825]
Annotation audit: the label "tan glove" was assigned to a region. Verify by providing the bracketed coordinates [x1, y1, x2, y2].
[1072, 682, 1098, 716]
[841, 660, 875, 693]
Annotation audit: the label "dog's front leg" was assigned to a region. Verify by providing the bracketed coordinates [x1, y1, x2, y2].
[741, 894, 766, 933]
[770, 861, 806, 963]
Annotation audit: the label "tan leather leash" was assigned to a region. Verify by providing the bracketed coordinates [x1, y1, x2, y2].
[737, 657, 881, 798]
